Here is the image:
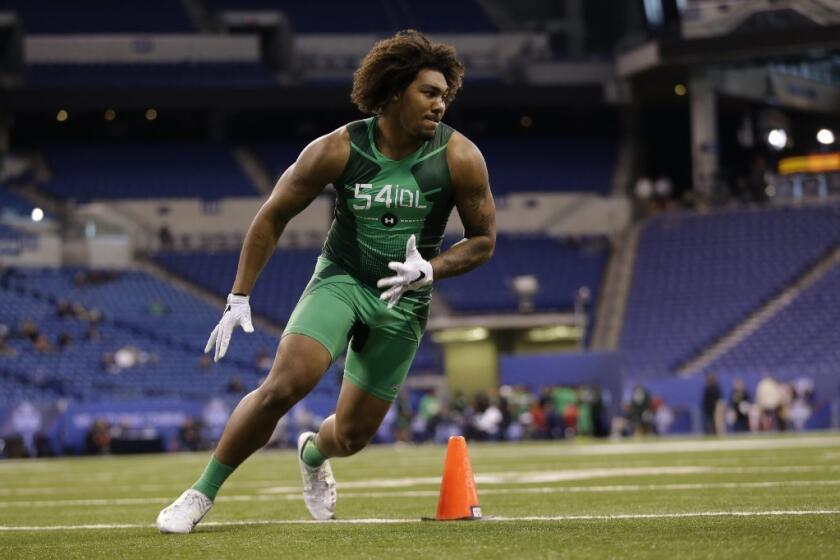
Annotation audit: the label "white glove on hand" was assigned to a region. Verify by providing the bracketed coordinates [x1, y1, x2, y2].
[377, 235, 433, 309]
[204, 293, 254, 362]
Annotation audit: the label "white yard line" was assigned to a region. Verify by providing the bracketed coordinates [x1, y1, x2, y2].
[2, 479, 840, 508]
[1, 510, 838, 531]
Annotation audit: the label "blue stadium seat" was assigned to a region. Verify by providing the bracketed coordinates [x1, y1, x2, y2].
[620, 205, 840, 379]
[43, 144, 259, 201]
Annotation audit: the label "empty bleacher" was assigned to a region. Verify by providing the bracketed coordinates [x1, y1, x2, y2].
[480, 136, 616, 195]
[435, 234, 608, 313]
[702, 262, 840, 380]
[620, 205, 840, 379]
[42, 144, 259, 201]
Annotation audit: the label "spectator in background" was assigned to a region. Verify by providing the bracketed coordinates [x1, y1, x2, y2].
[702, 374, 723, 435]
[789, 378, 814, 431]
[0, 322, 17, 357]
[11, 401, 42, 457]
[225, 375, 245, 395]
[178, 418, 204, 452]
[202, 398, 230, 445]
[414, 388, 442, 442]
[471, 393, 503, 441]
[630, 385, 653, 435]
[198, 353, 212, 372]
[652, 396, 674, 435]
[729, 378, 751, 432]
[590, 385, 609, 438]
[57, 331, 72, 351]
[756, 375, 781, 431]
[158, 226, 174, 250]
[85, 419, 112, 455]
[254, 348, 273, 371]
[33, 333, 54, 354]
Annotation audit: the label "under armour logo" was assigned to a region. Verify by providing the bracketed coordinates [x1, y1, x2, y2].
[381, 213, 398, 227]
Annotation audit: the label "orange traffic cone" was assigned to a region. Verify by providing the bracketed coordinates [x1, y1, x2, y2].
[434, 435, 482, 520]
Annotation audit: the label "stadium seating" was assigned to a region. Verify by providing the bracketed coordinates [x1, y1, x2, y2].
[26, 63, 277, 89]
[620, 205, 840, 379]
[701, 262, 840, 380]
[0, 0, 193, 33]
[0, 186, 36, 218]
[42, 144, 259, 201]
[0, 268, 286, 404]
[435, 234, 608, 313]
[479, 136, 616, 195]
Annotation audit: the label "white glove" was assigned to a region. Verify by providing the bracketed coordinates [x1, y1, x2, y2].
[204, 293, 254, 362]
[377, 235, 433, 309]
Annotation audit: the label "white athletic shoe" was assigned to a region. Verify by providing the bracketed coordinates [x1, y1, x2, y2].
[156, 489, 213, 534]
[297, 431, 337, 520]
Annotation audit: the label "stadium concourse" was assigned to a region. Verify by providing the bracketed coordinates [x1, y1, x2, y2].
[1, 0, 840, 556]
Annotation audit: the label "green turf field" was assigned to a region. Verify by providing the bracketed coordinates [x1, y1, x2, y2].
[2, 433, 839, 559]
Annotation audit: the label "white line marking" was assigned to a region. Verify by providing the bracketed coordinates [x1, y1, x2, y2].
[0, 510, 838, 531]
[2, 480, 839, 507]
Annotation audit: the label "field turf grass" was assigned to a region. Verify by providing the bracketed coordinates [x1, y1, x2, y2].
[1, 433, 839, 559]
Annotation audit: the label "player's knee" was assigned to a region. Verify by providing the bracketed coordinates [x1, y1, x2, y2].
[256, 376, 309, 414]
[334, 424, 371, 456]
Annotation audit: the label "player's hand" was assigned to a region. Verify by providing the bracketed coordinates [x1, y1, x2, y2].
[204, 294, 254, 362]
[377, 235, 433, 309]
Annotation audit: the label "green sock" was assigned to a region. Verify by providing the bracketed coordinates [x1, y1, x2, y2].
[301, 435, 328, 468]
[192, 455, 235, 501]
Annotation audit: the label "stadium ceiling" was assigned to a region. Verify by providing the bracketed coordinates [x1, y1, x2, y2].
[617, 23, 840, 78]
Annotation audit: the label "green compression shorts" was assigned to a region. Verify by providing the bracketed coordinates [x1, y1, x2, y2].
[281, 256, 430, 402]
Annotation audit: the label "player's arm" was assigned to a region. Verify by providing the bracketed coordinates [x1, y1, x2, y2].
[231, 128, 349, 295]
[430, 132, 496, 280]
[205, 128, 348, 361]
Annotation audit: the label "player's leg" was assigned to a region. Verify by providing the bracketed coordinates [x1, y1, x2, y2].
[158, 260, 357, 532]
[156, 334, 333, 534]
[315, 378, 393, 458]
[213, 333, 332, 468]
[296, 300, 423, 519]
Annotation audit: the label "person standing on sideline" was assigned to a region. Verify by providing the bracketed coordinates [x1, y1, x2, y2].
[156, 30, 496, 533]
[702, 373, 723, 435]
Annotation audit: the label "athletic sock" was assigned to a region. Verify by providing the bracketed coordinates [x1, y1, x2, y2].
[301, 434, 328, 468]
[192, 455, 235, 501]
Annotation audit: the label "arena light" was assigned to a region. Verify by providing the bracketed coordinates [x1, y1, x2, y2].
[525, 325, 582, 342]
[767, 129, 787, 150]
[104, 109, 116, 121]
[674, 83, 687, 96]
[145, 108, 158, 121]
[56, 109, 68, 122]
[817, 128, 835, 146]
[31, 207, 44, 222]
[431, 327, 489, 343]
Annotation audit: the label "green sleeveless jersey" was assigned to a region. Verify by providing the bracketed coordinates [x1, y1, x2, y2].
[322, 116, 456, 301]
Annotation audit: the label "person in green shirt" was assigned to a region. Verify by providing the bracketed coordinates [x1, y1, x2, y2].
[157, 29, 496, 533]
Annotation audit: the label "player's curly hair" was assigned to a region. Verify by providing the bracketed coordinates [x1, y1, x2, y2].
[351, 30, 464, 115]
